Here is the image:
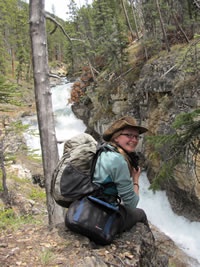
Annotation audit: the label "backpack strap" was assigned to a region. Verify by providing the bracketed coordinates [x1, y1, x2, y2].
[90, 143, 115, 177]
[89, 143, 121, 203]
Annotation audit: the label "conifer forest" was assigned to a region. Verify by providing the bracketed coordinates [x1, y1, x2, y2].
[0, 0, 200, 86]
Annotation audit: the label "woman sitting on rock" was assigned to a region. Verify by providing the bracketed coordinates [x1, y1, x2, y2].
[93, 116, 150, 231]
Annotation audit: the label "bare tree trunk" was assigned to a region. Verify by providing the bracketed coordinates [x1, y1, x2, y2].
[121, 0, 135, 41]
[155, 0, 170, 52]
[11, 48, 15, 78]
[172, 11, 190, 43]
[0, 136, 9, 203]
[130, 0, 139, 40]
[29, 0, 64, 226]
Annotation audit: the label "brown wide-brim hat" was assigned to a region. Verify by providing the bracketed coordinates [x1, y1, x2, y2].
[103, 116, 148, 142]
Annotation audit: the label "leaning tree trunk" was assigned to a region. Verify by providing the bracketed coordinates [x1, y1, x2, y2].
[29, 0, 64, 226]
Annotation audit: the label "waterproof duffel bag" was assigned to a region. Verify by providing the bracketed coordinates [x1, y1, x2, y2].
[65, 196, 124, 245]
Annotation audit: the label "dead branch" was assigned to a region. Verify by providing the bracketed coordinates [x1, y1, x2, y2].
[49, 73, 62, 79]
[45, 14, 85, 43]
[161, 65, 176, 77]
[113, 67, 134, 82]
[49, 25, 58, 35]
[172, 11, 190, 43]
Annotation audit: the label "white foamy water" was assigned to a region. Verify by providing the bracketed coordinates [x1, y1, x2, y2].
[23, 80, 200, 266]
[23, 81, 86, 156]
[138, 173, 200, 266]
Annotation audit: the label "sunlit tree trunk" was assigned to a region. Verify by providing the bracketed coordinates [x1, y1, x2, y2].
[29, 0, 64, 226]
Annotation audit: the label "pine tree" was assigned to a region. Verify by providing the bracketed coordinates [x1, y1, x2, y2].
[0, 75, 21, 105]
[147, 109, 200, 190]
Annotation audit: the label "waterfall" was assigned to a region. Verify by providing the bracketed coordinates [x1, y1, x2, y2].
[23, 81, 86, 157]
[23, 81, 200, 266]
[138, 173, 200, 266]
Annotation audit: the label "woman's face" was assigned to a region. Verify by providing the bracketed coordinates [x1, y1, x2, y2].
[114, 127, 140, 153]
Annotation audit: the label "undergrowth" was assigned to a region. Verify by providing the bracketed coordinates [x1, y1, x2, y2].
[0, 208, 42, 231]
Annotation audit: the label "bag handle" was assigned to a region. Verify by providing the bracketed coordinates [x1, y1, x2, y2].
[87, 195, 126, 233]
[87, 196, 119, 211]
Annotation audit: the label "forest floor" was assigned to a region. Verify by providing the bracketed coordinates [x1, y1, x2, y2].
[0, 177, 123, 267]
[0, 187, 153, 267]
[0, 217, 81, 267]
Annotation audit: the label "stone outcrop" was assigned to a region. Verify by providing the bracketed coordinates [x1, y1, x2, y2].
[62, 222, 198, 267]
[134, 45, 200, 222]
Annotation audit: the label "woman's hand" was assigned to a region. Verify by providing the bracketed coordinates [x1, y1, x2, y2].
[132, 166, 141, 184]
[132, 167, 141, 194]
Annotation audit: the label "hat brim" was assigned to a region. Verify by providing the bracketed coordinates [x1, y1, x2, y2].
[103, 125, 148, 142]
[103, 116, 148, 142]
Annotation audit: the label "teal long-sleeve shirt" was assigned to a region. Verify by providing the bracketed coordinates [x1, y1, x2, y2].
[93, 147, 139, 211]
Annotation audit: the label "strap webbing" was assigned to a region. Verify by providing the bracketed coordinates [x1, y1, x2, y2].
[90, 143, 115, 177]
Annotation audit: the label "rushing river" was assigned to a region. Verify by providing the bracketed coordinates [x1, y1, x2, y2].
[23, 81, 200, 266]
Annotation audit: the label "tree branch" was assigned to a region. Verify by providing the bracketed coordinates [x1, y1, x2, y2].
[45, 14, 85, 43]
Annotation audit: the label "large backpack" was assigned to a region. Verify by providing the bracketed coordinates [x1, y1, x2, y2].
[51, 133, 111, 208]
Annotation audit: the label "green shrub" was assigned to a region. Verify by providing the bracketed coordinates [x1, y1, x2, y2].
[39, 248, 56, 266]
[29, 187, 46, 202]
[0, 208, 42, 230]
